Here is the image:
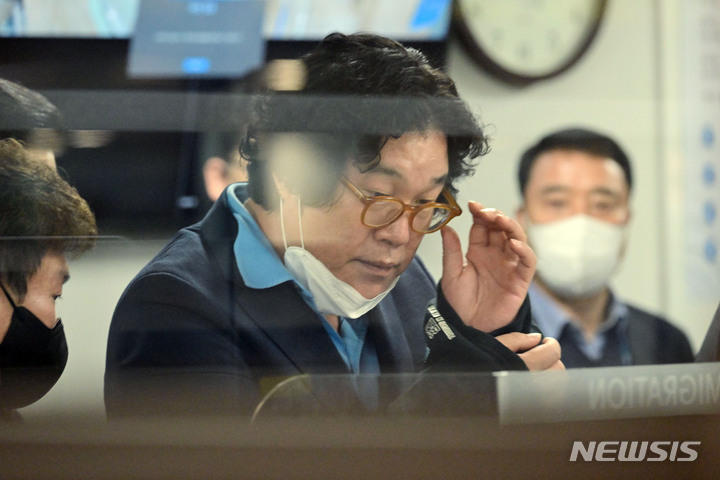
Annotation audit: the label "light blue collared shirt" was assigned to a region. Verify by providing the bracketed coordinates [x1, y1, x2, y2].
[528, 282, 631, 365]
[225, 184, 379, 374]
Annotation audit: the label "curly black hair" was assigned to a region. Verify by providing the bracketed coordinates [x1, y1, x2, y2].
[240, 32, 490, 209]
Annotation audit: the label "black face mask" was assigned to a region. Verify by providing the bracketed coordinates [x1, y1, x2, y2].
[0, 282, 68, 409]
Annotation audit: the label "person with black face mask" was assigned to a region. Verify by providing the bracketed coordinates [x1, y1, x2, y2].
[0, 281, 68, 415]
[0, 138, 96, 420]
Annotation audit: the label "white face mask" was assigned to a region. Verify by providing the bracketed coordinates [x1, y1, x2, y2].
[526, 214, 627, 299]
[280, 196, 398, 319]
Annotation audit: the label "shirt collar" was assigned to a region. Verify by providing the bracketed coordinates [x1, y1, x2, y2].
[603, 290, 629, 334]
[225, 184, 375, 373]
[225, 183, 296, 290]
[528, 282, 629, 339]
[528, 282, 572, 340]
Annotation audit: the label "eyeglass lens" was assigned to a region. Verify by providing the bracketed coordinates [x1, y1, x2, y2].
[364, 200, 451, 232]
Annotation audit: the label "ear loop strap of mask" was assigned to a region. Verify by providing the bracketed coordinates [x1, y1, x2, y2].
[0, 281, 18, 309]
[279, 195, 305, 251]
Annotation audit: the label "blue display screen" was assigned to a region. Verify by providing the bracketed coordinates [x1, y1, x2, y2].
[0, 0, 452, 41]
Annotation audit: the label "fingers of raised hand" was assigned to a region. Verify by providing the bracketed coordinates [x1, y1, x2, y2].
[467, 203, 526, 250]
[440, 225, 464, 280]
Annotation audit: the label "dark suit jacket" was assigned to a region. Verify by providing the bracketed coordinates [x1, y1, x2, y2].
[549, 303, 694, 368]
[105, 188, 529, 417]
[624, 305, 695, 365]
[697, 303, 720, 362]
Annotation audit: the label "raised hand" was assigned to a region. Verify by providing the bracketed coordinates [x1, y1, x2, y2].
[440, 201, 536, 332]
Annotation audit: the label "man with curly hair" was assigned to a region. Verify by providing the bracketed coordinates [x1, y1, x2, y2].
[105, 33, 562, 418]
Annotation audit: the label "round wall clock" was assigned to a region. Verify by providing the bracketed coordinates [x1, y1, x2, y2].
[454, 0, 608, 86]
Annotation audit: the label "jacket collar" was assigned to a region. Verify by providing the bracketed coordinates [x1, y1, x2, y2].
[198, 185, 348, 374]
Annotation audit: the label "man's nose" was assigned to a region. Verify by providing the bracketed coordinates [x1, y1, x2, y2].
[374, 212, 413, 245]
[571, 198, 590, 216]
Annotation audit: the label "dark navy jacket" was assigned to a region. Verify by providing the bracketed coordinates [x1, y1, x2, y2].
[104, 186, 530, 417]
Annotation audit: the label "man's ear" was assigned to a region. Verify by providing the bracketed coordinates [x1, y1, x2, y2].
[617, 207, 633, 261]
[624, 207, 633, 225]
[616, 206, 632, 261]
[271, 170, 294, 200]
[515, 204, 528, 225]
[203, 157, 229, 202]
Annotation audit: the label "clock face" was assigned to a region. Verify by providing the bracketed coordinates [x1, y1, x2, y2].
[455, 0, 607, 85]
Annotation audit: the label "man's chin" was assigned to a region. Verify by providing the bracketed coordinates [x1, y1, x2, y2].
[353, 278, 399, 300]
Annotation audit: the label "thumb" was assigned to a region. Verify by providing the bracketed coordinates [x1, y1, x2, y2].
[496, 332, 543, 353]
[441, 225, 464, 281]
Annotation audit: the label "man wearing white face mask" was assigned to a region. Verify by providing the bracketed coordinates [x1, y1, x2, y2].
[105, 33, 563, 419]
[516, 128, 693, 368]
